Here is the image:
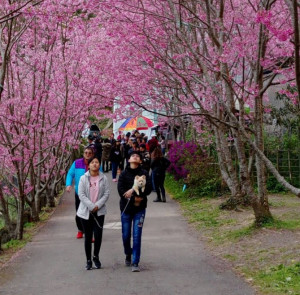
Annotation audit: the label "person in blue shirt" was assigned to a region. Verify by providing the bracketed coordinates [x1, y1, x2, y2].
[66, 147, 94, 238]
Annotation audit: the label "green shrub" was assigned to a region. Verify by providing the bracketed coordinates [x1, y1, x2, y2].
[266, 176, 287, 193]
[168, 141, 221, 197]
[186, 159, 221, 197]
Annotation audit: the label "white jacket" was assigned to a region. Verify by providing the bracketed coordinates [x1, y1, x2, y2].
[77, 171, 110, 220]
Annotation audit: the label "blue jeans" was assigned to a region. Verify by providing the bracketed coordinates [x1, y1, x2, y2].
[112, 161, 119, 179]
[121, 210, 146, 265]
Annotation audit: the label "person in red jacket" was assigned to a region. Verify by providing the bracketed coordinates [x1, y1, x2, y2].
[147, 135, 159, 153]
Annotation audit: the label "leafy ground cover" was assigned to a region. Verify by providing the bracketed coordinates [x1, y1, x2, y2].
[165, 174, 300, 295]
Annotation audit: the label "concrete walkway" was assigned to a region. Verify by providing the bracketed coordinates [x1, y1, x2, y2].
[0, 173, 255, 295]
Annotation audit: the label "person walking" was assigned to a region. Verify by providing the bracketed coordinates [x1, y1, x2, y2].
[101, 139, 112, 172]
[110, 140, 122, 182]
[77, 157, 110, 270]
[139, 144, 151, 173]
[159, 135, 166, 155]
[94, 135, 103, 162]
[128, 140, 139, 156]
[66, 147, 94, 239]
[119, 138, 125, 172]
[117, 152, 152, 272]
[87, 135, 96, 152]
[148, 135, 159, 154]
[151, 147, 170, 203]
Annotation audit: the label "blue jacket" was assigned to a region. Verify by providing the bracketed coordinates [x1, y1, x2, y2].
[66, 158, 88, 194]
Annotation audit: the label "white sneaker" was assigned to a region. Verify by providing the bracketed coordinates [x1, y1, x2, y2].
[131, 264, 140, 272]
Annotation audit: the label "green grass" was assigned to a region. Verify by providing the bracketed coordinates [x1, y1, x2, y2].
[254, 263, 300, 295]
[269, 200, 287, 208]
[165, 174, 253, 239]
[23, 222, 35, 229]
[165, 173, 300, 295]
[2, 233, 30, 251]
[223, 254, 238, 261]
[262, 217, 300, 230]
[165, 174, 222, 227]
[224, 226, 256, 240]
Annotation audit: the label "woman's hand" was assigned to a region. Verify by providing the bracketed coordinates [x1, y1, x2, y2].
[66, 186, 72, 193]
[92, 206, 99, 213]
[123, 188, 134, 199]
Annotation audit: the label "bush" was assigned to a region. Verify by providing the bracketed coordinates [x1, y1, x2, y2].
[167, 141, 221, 197]
[167, 141, 197, 180]
[266, 176, 287, 193]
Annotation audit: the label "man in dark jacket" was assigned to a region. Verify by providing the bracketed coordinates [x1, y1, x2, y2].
[117, 151, 152, 272]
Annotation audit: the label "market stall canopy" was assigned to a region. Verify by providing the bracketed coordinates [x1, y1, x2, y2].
[119, 116, 154, 131]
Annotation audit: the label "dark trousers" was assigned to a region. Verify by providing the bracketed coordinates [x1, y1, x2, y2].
[81, 214, 105, 261]
[119, 158, 125, 171]
[112, 161, 119, 179]
[153, 172, 166, 201]
[102, 160, 109, 172]
[75, 193, 84, 232]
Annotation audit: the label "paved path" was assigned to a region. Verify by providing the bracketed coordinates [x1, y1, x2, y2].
[0, 173, 255, 295]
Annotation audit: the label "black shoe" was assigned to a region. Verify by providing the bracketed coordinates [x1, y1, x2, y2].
[86, 260, 92, 270]
[153, 198, 162, 202]
[162, 197, 166, 203]
[125, 255, 131, 266]
[93, 256, 101, 269]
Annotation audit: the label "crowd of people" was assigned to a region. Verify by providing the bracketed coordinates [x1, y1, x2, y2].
[85, 130, 168, 187]
[66, 129, 170, 272]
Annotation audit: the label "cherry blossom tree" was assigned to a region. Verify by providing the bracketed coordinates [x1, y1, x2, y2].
[0, 1, 113, 239]
[100, 0, 300, 224]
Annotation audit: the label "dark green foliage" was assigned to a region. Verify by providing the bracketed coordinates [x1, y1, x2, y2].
[266, 176, 287, 193]
[186, 157, 221, 197]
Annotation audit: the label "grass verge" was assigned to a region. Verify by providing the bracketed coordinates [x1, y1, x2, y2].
[165, 173, 300, 295]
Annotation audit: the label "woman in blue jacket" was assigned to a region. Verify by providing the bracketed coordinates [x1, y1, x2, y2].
[66, 147, 94, 238]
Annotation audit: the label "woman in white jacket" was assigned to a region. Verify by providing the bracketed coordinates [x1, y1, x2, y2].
[78, 156, 110, 270]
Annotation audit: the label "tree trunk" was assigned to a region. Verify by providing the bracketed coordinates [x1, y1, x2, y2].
[47, 183, 56, 208]
[15, 196, 25, 240]
[0, 186, 13, 230]
[214, 125, 245, 209]
[31, 197, 40, 222]
[253, 21, 272, 221]
[252, 198, 273, 226]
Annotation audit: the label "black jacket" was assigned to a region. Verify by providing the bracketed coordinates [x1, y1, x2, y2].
[94, 141, 102, 161]
[140, 151, 151, 172]
[117, 165, 152, 214]
[151, 157, 170, 174]
[110, 146, 122, 163]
